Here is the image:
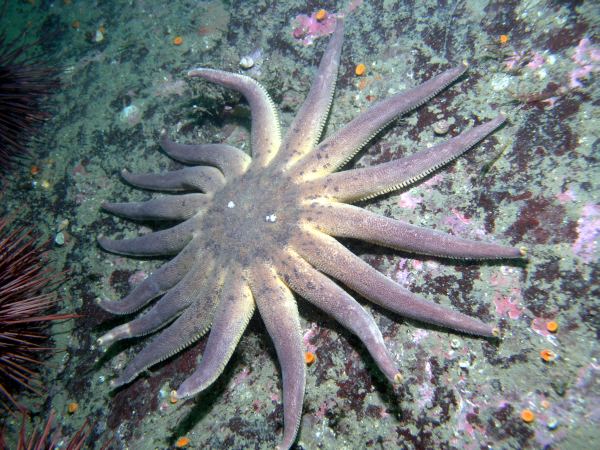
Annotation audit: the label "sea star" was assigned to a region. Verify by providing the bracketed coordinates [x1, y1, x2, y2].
[97, 19, 524, 449]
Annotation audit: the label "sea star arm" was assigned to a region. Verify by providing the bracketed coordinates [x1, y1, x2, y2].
[293, 64, 468, 179]
[277, 19, 345, 168]
[176, 270, 255, 398]
[110, 270, 223, 388]
[279, 249, 402, 383]
[97, 241, 205, 315]
[311, 115, 506, 202]
[98, 219, 196, 256]
[121, 166, 225, 193]
[159, 132, 251, 178]
[308, 202, 524, 259]
[187, 69, 281, 167]
[101, 193, 210, 221]
[98, 259, 215, 347]
[250, 264, 305, 450]
[294, 229, 497, 337]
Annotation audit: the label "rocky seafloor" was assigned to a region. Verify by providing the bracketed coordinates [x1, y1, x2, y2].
[0, 0, 598, 449]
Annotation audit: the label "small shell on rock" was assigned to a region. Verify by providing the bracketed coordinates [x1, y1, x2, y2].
[239, 56, 255, 70]
[54, 232, 65, 246]
[433, 119, 450, 135]
[94, 29, 104, 43]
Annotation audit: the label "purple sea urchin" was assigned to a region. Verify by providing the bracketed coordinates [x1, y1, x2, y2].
[0, 219, 73, 413]
[0, 410, 97, 450]
[0, 28, 59, 173]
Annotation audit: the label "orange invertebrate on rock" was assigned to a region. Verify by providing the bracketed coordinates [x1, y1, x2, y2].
[540, 348, 556, 362]
[520, 409, 535, 423]
[305, 351, 316, 365]
[355, 63, 366, 76]
[546, 320, 558, 333]
[173, 36, 183, 46]
[315, 9, 328, 22]
[541, 399, 551, 409]
[67, 401, 79, 414]
[175, 436, 190, 448]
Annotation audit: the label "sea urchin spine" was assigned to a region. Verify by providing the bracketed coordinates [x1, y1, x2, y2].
[0, 219, 73, 413]
[0, 26, 59, 173]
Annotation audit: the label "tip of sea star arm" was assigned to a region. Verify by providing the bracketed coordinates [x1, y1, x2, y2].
[110, 373, 134, 390]
[174, 383, 197, 400]
[295, 230, 500, 338]
[486, 243, 527, 260]
[176, 274, 255, 399]
[187, 67, 211, 78]
[96, 323, 131, 348]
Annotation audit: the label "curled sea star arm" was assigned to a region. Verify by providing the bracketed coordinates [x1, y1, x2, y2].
[279, 249, 402, 383]
[187, 69, 281, 167]
[98, 219, 196, 256]
[294, 65, 467, 179]
[250, 264, 305, 450]
[312, 115, 506, 202]
[159, 132, 251, 178]
[97, 241, 204, 315]
[176, 270, 255, 398]
[110, 270, 223, 388]
[277, 19, 345, 168]
[97, 259, 215, 347]
[121, 166, 225, 193]
[294, 229, 496, 337]
[309, 202, 524, 259]
[101, 193, 210, 221]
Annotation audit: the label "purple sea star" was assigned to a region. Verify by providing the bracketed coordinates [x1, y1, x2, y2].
[96, 19, 525, 449]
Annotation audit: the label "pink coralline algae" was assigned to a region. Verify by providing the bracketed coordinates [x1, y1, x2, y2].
[443, 209, 473, 234]
[504, 50, 546, 72]
[555, 187, 577, 204]
[527, 52, 546, 70]
[504, 51, 523, 71]
[292, 11, 337, 45]
[493, 293, 523, 319]
[572, 204, 600, 263]
[569, 38, 600, 88]
[442, 209, 487, 241]
[128, 270, 148, 287]
[302, 324, 320, 354]
[397, 192, 422, 209]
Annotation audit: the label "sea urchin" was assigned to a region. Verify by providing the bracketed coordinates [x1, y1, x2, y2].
[0, 219, 72, 413]
[0, 30, 59, 173]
